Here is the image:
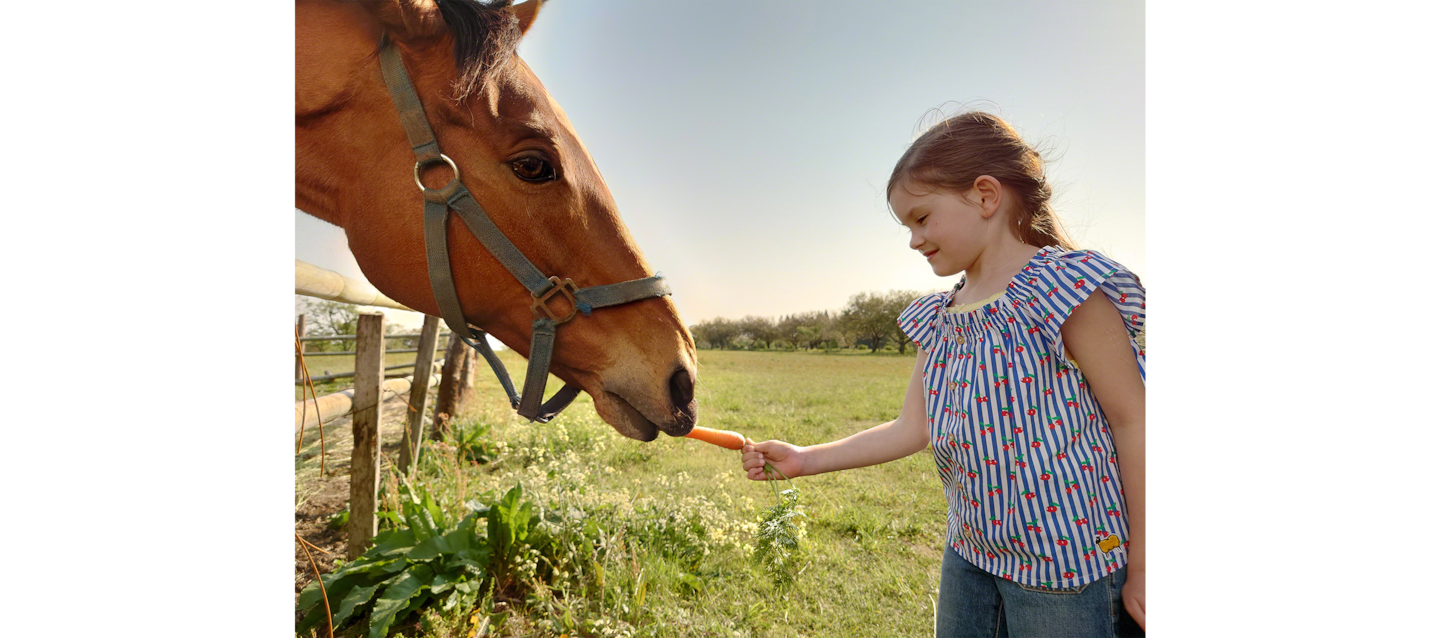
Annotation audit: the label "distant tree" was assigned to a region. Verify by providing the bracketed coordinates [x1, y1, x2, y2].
[794, 324, 818, 350]
[783, 313, 806, 349]
[813, 311, 843, 351]
[840, 292, 895, 353]
[297, 298, 359, 352]
[687, 323, 708, 349]
[690, 317, 741, 350]
[885, 290, 920, 355]
[838, 290, 919, 353]
[738, 315, 779, 350]
[385, 322, 417, 349]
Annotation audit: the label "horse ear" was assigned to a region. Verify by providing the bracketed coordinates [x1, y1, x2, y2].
[508, 0, 544, 36]
[368, 0, 445, 42]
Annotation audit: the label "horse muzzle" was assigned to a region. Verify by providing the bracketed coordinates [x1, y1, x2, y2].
[597, 366, 698, 441]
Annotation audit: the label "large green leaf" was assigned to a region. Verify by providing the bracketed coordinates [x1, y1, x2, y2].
[512, 501, 534, 544]
[445, 545, 492, 578]
[296, 568, 372, 632]
[298, 599, 331, 633]
[367, 565, 434, 638]
[406, 532, 453, 562]
[421, 486, 446, 529]
[487, 511, 510, 558]
[463, 499, 491, 515]
[332, 582, 381, 626]
[398, 478, 440, 539]
[297, 571, 364, 614]
[429, 573, 456, 596]
[368, 528, 418, 558]
[378, 558, 411, 575]
[441, 515, 478, 553]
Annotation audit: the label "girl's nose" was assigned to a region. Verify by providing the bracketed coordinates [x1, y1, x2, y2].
[909, 229, 924, 250]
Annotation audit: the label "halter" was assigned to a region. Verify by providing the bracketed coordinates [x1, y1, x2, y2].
[377, 41, 671, 423]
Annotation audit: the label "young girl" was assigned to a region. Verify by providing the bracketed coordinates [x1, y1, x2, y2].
[741, 111, 1145, 638]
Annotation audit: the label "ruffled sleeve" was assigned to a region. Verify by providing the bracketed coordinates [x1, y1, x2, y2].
[1016, 247, 1145, 370]
[896, 291, 948, 353]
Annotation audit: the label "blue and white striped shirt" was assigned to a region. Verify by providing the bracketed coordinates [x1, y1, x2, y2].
[897, 246, 1145, 589]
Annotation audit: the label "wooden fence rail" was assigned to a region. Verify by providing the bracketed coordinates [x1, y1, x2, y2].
[301, 362, 444, 385]
[295, 259, 413, 311]
[294, 372, 441, 430]
[296, 332, 451, 381]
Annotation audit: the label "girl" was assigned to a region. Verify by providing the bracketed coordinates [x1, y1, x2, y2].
[741, 111, 1145, 638]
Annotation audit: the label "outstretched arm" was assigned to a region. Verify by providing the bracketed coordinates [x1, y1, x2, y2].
[743, 348, 932, 480]
[1062, 292, 1146, 631]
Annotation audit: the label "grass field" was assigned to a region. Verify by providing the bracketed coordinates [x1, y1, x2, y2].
[296, 347, 950, 637]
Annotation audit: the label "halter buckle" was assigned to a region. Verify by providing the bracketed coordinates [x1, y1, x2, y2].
[532, 276, 580, 324]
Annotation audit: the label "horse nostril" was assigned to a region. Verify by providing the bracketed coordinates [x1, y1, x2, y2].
[669, 367, 696, 412]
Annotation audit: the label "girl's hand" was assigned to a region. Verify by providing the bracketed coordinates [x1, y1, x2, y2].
[742, 439, 805, 481]
[1123, 568, 1145, 630]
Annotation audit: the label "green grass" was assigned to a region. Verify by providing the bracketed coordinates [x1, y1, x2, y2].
[298, 347, 949, 637]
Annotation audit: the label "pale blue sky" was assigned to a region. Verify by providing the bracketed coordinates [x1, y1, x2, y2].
[296, 0, 1144, 328]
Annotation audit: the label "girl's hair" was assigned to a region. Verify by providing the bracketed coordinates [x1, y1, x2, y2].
[887, 111, 1075, 251]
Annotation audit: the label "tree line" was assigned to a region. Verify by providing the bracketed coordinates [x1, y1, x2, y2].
[298, 290, 947, 356]
[688, 290, 927, 354]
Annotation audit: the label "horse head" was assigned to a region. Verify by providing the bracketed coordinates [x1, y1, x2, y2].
[296, 0, 697, 441]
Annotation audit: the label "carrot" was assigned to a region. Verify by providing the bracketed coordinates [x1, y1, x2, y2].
[683, 426, 746, 450]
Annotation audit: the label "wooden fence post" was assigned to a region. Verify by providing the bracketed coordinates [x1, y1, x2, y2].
[346, 311, 385, 560]
[398, 315, 442, 475]
[294, 314, 306, 383]
[430, 333, 478, 441]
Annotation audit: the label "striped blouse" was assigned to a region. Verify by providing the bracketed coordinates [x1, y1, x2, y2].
[897, 246, 1145, 589]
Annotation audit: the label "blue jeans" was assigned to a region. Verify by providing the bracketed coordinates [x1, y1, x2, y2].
[935, 545, 1144, 638]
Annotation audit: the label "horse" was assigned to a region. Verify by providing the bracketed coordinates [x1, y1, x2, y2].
[295, 0, 697, 441]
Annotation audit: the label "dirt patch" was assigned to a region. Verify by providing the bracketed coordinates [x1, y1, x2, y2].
[294, 387, 442, 598]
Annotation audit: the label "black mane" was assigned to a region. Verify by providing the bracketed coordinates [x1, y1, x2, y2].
[436, 0, 522, 98]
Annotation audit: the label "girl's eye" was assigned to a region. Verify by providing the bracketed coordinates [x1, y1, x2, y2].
[917, 215, 928, 225]
[511, 156, 557, 183]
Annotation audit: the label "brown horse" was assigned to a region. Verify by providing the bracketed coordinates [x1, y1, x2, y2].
[295, 0, 697, 441]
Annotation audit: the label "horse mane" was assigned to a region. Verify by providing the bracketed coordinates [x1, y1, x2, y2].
[443, 0, 524, 97]
[434, 0, 523, 99]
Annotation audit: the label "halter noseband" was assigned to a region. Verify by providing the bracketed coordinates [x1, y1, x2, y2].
[377, 42, 671, 423]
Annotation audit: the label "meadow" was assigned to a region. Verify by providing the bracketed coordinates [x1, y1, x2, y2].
[296, 347, 950, 637]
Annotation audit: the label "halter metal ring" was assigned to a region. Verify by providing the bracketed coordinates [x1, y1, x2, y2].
[414, 153, 461, 198]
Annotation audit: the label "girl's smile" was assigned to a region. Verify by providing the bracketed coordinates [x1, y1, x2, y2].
[891, 183, 993, 278]
[892, 176, 1047, 306]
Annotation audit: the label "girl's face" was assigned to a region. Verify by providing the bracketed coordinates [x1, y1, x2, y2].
[891, 184, 991, 277]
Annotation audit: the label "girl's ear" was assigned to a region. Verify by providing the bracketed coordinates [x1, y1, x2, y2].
[971, 175, 1004, 218]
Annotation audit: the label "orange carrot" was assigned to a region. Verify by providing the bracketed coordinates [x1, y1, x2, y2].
[683, 426, 746, 450]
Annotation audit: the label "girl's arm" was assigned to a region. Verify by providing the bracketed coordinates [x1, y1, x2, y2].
[742, 348, 931, 480]
[1061, 292, 1146, 631]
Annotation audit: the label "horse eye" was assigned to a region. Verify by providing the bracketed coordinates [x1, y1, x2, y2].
[511, 156, 556, 183]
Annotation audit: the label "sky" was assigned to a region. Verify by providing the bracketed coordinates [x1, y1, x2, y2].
[296, 0, 1144, 330]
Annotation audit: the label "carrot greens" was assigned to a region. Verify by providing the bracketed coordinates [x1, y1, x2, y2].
[752, 463, 808, 588]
